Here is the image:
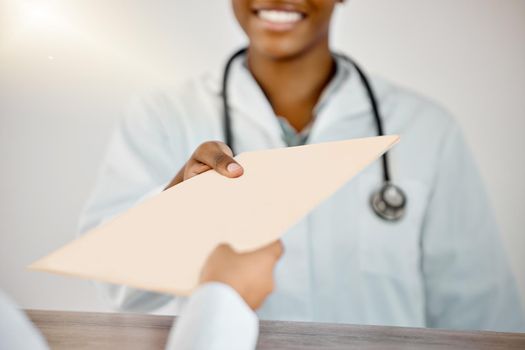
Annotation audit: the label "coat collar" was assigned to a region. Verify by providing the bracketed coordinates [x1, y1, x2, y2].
[203, 52, 387, 144]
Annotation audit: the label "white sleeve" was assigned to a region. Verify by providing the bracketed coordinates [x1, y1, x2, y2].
[422, 121, 525, 332]
[165, 283, 259, 350]
[0, 291, 49, 350]
[78, 93, 189, 312]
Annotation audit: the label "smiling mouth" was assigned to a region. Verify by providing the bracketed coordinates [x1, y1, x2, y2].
[256, 9, 305, 24]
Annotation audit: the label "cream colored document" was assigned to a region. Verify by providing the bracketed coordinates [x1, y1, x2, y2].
[30, 135, 399, 295]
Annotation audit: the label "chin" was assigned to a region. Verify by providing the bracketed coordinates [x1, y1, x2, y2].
[250, 37, 309, 61]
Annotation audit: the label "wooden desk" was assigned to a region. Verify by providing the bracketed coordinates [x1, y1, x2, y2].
[27, 310, 525, 350]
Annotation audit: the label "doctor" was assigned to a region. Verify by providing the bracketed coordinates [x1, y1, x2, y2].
[80, 0, 524, 331]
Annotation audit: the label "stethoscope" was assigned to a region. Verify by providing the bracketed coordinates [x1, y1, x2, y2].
[221, 47, 407, 221]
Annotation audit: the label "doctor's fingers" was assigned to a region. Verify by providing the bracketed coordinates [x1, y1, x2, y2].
[191, 141, 244, 179]
[183, 160, 211, 180]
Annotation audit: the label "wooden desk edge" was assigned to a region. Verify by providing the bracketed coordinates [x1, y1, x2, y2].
[26, 309, 525, 350]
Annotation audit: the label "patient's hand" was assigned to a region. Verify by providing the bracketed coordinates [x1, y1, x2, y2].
[199, 241, 283, 310]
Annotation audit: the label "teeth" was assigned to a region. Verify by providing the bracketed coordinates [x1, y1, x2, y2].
[257, 10, 302, 24]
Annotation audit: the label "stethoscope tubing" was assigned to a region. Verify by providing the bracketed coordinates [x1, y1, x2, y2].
[220, 47, 406, 221]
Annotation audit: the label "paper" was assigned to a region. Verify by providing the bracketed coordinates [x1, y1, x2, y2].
[30, 135, 399, 295]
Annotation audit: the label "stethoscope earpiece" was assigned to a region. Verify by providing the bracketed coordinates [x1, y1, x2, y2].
[370, 183, 407, 221]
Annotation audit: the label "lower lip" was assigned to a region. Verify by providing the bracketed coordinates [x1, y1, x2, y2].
[254, 13, 304, 32]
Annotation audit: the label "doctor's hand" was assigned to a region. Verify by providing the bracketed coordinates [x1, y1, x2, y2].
[199, 241, 284, 310]
[164, 141, 243, 190]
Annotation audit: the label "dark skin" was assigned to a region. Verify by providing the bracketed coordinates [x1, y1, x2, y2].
[166, 0, 342, 189]
[249, 44, 335, 132]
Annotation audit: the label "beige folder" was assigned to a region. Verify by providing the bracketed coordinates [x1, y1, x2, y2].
[30, 135, 399, 296]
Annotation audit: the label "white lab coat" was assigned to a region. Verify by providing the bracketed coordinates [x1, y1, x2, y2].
[79, 54, 525, 332]
[0, 291, 48, 350]
[166, 283, 258, 350]
[0, 285, 258, 350]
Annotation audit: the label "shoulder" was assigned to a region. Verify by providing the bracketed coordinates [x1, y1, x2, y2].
[366, 76, 472, 181]
[122, 71, 221, 134]
[370, 76, 460, 144]
[374, 76, 455, 128]
[148, 71, 221, 111]
[127, 72, 218, 116]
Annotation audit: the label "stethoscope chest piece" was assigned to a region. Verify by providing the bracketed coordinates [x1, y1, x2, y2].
[370, 182, 407, 221]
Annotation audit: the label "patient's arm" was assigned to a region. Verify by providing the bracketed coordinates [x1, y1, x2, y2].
[165, 241, 283, 350]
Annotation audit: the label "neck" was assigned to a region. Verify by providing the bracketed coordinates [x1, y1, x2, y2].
[246, 41, 335, 132]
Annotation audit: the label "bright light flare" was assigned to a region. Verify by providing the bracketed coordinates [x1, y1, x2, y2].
[13, 0, 70, 32]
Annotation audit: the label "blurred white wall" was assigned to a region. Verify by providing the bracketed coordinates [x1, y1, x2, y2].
[1, 0, 524, 313]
